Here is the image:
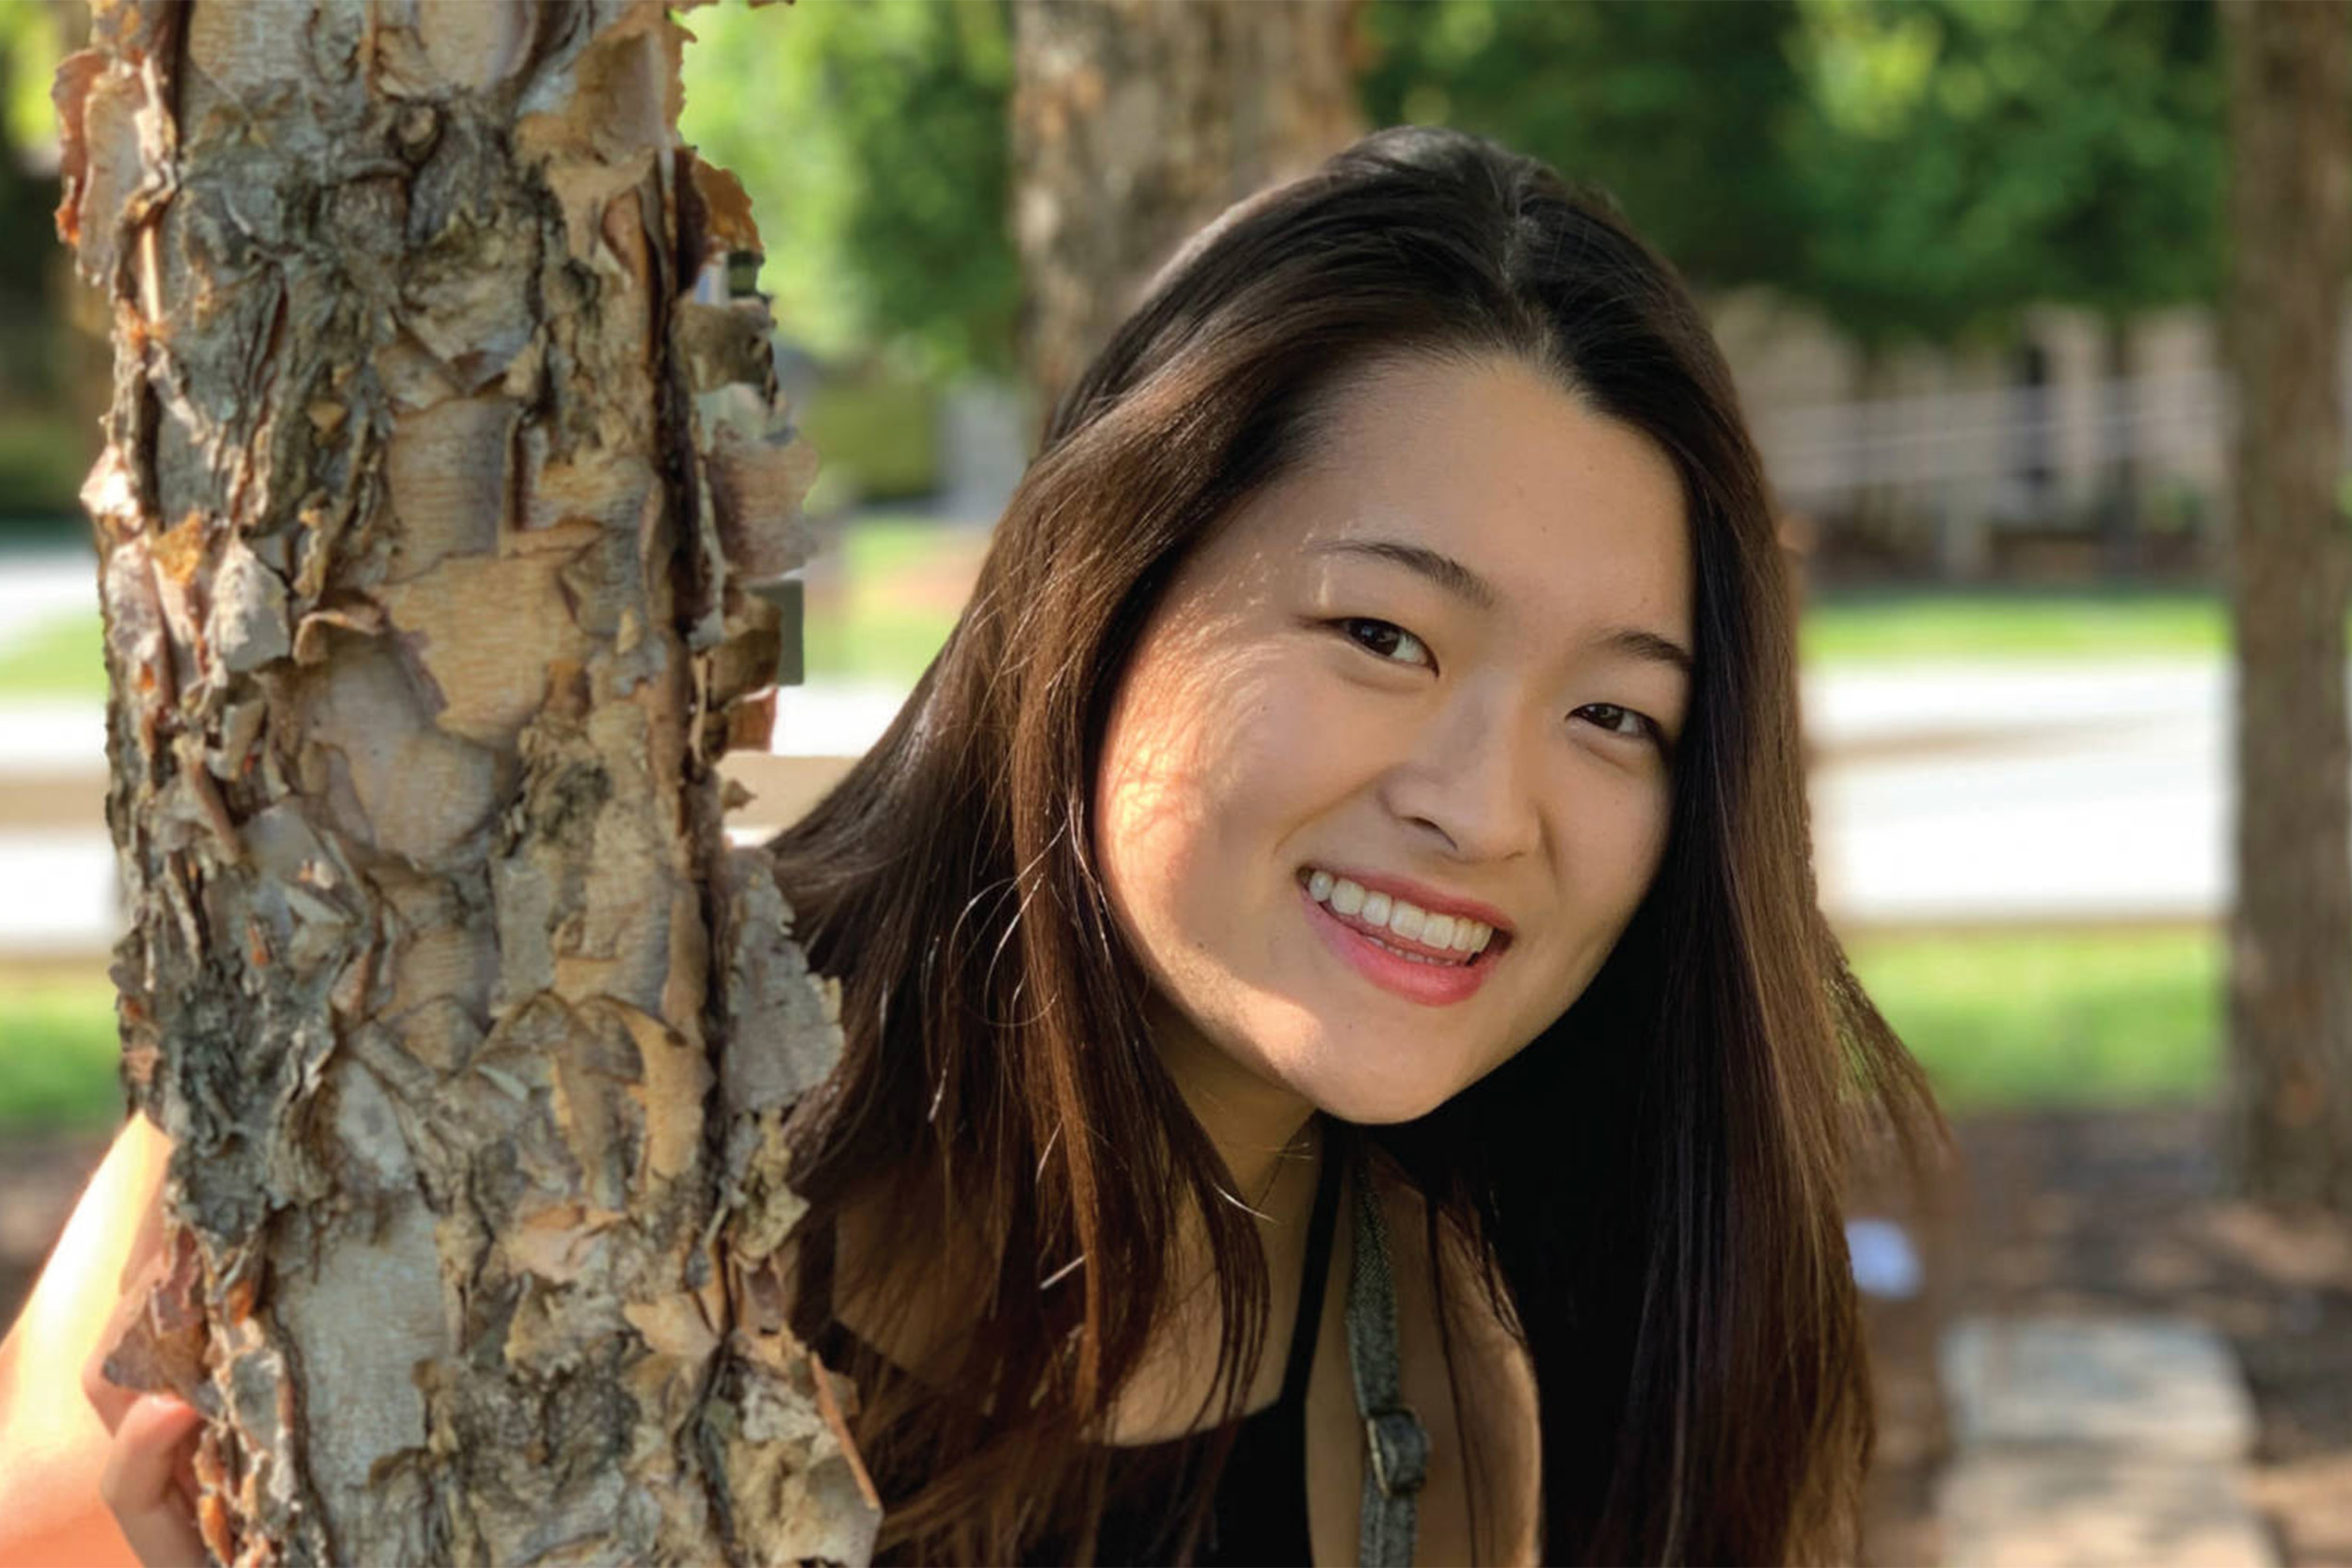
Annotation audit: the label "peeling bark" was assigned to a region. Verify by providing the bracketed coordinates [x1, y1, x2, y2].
[57, 1, 874, 1561]
[1009, 0, 1368, 418]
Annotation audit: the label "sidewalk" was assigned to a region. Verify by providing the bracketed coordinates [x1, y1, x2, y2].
[1809, 661, 2232, 926]
[1938, 1314, 2275, 1567]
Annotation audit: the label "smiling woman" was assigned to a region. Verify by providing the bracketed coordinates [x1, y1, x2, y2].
[748, 123, 1941, 1566]
[4, 101, 1942, 1568]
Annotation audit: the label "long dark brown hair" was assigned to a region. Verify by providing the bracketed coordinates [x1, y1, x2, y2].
[766, 123, 1940, 1564]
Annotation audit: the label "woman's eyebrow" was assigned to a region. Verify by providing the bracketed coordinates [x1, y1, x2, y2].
[1308, 537, 1497, 610]
[1599, 626, 1693, 678]
[1307, 536, 1692, 675]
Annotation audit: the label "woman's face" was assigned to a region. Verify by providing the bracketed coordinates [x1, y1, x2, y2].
[1093, 352, 1694, 1125]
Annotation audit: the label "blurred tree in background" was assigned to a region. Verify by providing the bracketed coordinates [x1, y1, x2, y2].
[2219, 0, 2352, 1215]
[1010, 0, 1366, 418]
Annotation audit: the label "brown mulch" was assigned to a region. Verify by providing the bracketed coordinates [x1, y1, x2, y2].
[9, 1110, 2349, 1565]
[1861, 1107, 2352, 1567]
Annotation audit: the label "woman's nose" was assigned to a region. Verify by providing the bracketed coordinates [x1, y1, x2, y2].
[1377, 691, 1542, 864]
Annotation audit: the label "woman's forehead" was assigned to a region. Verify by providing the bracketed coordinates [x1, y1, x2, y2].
[1212, 356, 1693, 637]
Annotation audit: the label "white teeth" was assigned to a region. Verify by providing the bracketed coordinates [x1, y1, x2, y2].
[1302, 869, 1495, 958]
[1360, 933, 1458, 965]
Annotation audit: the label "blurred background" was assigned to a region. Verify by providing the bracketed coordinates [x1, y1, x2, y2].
[1, 1, 2346, 1562]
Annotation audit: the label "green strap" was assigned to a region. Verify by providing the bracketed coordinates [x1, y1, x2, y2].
[1345, 1138, 1427, 1567]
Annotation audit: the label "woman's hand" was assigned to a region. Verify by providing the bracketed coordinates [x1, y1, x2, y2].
[0, 1115, 188, 1567]
[93, 1391, 207, 1568]
[70, 1117, 208, 1568]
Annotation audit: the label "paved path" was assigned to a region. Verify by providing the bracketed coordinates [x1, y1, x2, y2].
[0, 550, 97, 652]
[1938, 1314, 2276, 1567]
[1809, 662, 2233, 925]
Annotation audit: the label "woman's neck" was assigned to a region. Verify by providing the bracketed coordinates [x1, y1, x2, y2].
[820, 1000, 1328, 1429]
[1142, 991, 1323, 1209]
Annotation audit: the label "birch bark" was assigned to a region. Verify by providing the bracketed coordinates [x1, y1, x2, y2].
[55, 0, 873, 1560]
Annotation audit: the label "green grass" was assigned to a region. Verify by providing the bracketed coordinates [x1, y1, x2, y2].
[801, 514, 967, 683]
[802, 610, 956, 684]
[834, 514, 961, 578]
[0, 978, 125, 1133]
[0, 610, 103, 698]
[1847, 927, 2220, 1110]
[1800, 587, 2247, 665]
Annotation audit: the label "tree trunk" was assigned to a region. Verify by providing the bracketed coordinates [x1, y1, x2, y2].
[1009, 0, 1367, 422]
[55, 0, 875, 1560]
[2220, 0, 2352, 1212]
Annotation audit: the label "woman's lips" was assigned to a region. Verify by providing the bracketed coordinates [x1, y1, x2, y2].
[1298, 879, 1502, 1006]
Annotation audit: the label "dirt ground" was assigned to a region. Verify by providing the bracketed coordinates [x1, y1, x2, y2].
[8, 1108, 2348, 1565]
[1861, 1106, 2352, 1567]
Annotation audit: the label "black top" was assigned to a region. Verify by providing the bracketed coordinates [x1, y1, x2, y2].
[1079, 1135, 1344, 1564]
[812, 1136, 1346, 1565]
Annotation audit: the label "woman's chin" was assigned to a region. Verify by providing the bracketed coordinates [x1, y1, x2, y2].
[1293, 1068, 1454, 1128]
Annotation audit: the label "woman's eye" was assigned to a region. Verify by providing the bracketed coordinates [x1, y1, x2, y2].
[1575, 703, 1658, 743]
[1336, 617, 1434, 671]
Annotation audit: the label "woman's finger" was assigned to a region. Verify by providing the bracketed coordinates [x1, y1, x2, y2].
[98, 1392, 207, 1568]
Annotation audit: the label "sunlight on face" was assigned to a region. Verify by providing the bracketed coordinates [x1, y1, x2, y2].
[1092, 353, 1693, 1125]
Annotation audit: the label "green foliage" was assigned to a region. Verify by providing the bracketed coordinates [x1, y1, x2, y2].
[666, 0, 2225, 378]
[0, 407, 92, 517]
[679, 0, 1018, 381]
[1359, 0, 1813, 295]
[801, 515, 962, 682]
[0, 4, 71, 168]
[1849, 927, 2219, 1109]
[0, 4, 76, 408]
[1359, 0, 2222, 348]
[1784, 0, 2224, 345]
